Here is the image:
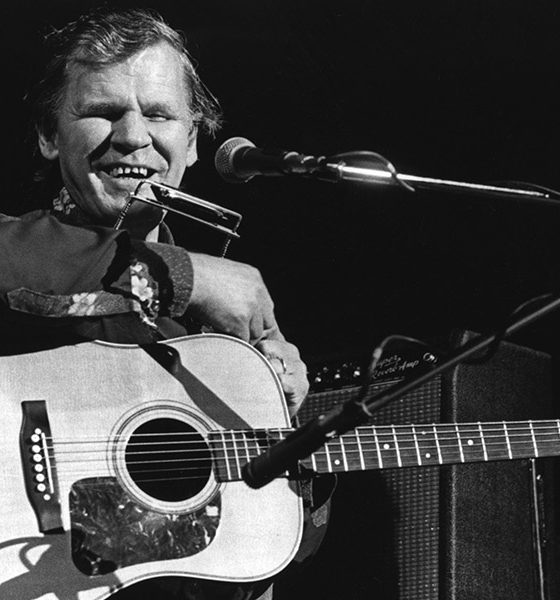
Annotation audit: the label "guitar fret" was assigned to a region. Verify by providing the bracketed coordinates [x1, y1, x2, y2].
[478, 422, 488, 461]
[232, 431, 242, 477]
[324, 442, 333, 472]
[323, 437, 348, 472]
[458, 426, 484, 461]
[455, 424, 465, 463]
[530, 421, 539, 458]
[220, 431, 232, 480]
[376, 427, 400, 468]
[310, 451, 318, 472]
[233, 432, 243, 477]
[241, 431, 251, 463]
[355, 429, 366, 470]
[339, 436, 349, 471]
[311, 446, 330, 472]
[391, 426, 402, 467]
[432, 424, 443, 464]
[503, 422, 513, 459]
[412, 425, 422, 465]
[373, 427, 384, 469]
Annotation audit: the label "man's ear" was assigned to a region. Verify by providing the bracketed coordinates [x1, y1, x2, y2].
[37, 128, 59, 161]
[185, 124, 198, 167]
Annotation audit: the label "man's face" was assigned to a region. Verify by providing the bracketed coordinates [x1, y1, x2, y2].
[39, 42, 198, 228]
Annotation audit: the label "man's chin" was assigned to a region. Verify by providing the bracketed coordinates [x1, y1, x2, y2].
[93, 195, 132, 224]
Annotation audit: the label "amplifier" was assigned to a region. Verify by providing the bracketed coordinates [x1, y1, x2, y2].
[286, 333, 558, 600]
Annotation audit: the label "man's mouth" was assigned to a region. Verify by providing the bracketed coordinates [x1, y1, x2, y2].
[103, 165, 154, 179]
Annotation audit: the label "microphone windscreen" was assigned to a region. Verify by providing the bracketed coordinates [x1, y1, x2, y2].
[214, 137, 255, 182]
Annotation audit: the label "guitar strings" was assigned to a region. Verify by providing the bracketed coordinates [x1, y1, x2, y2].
[7, 420, 559, 485]
[27, 427, 560, 479]
[25, 422, 560, 461]
[5, 428, 560, 486]
[36, 418, 560, 446]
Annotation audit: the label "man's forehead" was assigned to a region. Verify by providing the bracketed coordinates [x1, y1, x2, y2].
[64, 43, 191, 100]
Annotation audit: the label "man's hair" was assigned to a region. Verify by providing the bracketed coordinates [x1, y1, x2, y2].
[28, 7, 222, 141]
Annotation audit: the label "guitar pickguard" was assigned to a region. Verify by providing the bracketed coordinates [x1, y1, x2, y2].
[70, 477, 221, 575]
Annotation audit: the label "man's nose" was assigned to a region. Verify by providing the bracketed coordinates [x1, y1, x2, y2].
[111, 111, 151, 150]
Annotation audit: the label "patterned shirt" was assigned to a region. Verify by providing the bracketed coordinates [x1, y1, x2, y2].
[0, 190, 194, 349]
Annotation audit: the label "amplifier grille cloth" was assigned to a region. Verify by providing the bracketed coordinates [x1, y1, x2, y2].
[301, 377, 442, 600]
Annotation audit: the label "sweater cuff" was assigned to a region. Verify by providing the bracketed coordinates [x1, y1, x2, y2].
[141, 242, 194, 317]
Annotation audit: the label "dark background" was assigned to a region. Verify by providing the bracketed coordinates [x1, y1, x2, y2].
[3, 2, 560, 598]
[4, 0, 560, 360]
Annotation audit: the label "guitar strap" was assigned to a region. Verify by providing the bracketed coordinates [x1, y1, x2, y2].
[140, 342, 251, 430]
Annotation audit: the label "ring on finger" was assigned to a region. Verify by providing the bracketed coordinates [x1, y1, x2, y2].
[271, 356, 288, 374]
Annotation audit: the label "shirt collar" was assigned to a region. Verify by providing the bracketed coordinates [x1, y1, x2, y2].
[51, 188, 175, 244]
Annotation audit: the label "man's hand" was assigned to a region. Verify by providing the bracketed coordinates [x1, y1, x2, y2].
[188, 253, 309, 416]
[256, 339, 310, 418]
[188, 253, 282, 344]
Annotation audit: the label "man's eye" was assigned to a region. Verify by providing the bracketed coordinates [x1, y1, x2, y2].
[146, 113, 170, 122]
[83, 111, 120, 121]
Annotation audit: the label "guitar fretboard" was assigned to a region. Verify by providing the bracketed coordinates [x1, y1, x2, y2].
[208, 420, 560, 482]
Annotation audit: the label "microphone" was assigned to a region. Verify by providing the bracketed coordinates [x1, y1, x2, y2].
[214, 137, 323, 183]
[242, 400, 370, 489]
[215, 139, 560, 205]
[242, 418, 331, 489]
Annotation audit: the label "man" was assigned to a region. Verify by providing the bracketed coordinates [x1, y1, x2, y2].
[0, 7, 328, 599]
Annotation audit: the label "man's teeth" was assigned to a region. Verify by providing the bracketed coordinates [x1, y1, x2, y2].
[108, 166, 149, 178]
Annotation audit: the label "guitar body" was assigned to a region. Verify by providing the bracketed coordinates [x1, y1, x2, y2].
[0, 334, 303, 600]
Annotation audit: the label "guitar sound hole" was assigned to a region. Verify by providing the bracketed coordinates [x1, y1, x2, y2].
[125, 418, 211, 502]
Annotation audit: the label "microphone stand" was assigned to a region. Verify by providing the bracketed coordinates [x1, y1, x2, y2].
[314, 151, 560, 206]
[241, 148, 560, 488]
[242, 292, 560, 488]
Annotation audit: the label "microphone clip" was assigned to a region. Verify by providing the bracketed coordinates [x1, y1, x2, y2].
[242, 399, 370, 489]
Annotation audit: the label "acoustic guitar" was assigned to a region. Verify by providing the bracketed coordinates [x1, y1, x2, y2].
[1, 334, 558, 599]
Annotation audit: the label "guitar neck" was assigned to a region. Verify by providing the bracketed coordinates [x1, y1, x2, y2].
[210, 420, 560, 481]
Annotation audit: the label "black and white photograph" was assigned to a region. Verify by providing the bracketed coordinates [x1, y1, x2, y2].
[1, 2, 560, 599]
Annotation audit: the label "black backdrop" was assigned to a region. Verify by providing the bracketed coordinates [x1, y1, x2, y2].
[4, 0, 560, 359]
[3, 2, 560, 597]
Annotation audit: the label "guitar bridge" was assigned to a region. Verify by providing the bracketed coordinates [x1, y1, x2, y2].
[20, 400, 63, 533]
